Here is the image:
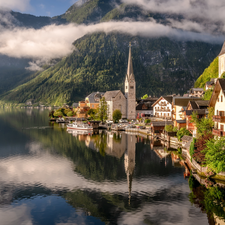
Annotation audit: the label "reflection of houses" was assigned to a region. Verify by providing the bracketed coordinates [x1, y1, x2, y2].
[186, 100, 209, 136]
[152, 96, 173, 119]
[209, 79, 225, 137]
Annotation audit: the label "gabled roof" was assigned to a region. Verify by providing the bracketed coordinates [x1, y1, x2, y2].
[104, 90, 121, 101]
[219, 41, 225, 56]
[209, 79, 225, 107]
[186, 109, 207, 115]
[173, 97, 201, 107]
[86, 92, 105, 103]
[152, 96, 173, 107]
[195, 100, 209, 108]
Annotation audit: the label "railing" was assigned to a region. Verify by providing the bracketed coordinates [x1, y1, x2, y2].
[213, 115, 225, 123]
[212, 129, 225, 137]
[155, 108, 171, 112]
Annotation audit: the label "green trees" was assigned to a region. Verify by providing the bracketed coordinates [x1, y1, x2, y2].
[204, 137, 225, 173]
[191, 112, 214, 137]
[97, 97, 108, 123]
[87, 108, 97, 120]
[141, 94, 148, 99]
[144, 119, 151, 124]
[177, 128, 191, 141]
[113, 109, 122, 123]
[165, 125, 173, 132]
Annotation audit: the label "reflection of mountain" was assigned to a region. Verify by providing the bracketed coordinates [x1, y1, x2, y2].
[0, 109, 214, 225]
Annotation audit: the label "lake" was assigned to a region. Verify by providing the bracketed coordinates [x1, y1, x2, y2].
[0, 108, 224, 225]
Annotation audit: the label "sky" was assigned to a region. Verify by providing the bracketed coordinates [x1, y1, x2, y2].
[0, 0, 225, 71]
[0, 0, 78, 17]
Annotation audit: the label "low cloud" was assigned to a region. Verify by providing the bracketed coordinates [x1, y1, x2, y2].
[122, 0, 225, 25]
[0, 0, 31, 12]
[0, 19, 224, 71]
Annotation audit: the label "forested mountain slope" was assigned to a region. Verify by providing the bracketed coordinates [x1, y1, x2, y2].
[1, 33, 221, 106]
[0, 0, 223, 106]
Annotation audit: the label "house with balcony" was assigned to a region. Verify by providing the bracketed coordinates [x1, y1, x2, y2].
[152, 96, 173, 119]
[186, 100, 209, 137]
[209, 79, 225, 137]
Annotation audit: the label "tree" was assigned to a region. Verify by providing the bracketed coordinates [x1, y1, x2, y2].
[177, 127, 191, 141]
[87, 108, 97, 120]
[113, 109, 122, 123]
[165, 124, 173, 132]
[141, 94, 148, 99]
[67, 111, 76, 117]
[144, 119, 151, 124]
[191, 111, 214, 137]
[97, 97, 108, 123]
[203, 137, 225, 173]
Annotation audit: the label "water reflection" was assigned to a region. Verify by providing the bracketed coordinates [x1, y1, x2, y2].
[0, 108, 224, 224]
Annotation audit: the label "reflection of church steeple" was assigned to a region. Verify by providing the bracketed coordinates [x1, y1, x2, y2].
[124, 134, 136, 205]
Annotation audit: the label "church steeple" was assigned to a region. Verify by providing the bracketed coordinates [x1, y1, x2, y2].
[126, 42, 134, 80]
[125, 42, 136, 120]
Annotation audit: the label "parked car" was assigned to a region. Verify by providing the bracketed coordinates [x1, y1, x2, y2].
[119, 119, 128, 123]
[136, 125, 146, 129]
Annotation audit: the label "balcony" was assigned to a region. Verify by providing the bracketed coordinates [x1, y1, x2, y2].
[212, 129, 225, 137]
[155, 108, 171, 112]
[213, 115, 225, 123]
[158, 102, 167, 106]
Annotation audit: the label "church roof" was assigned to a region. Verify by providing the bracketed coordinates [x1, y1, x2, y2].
[104, 90, 121, 101]
[126, 42, 135, 81]
[86, 92, 105, 103]
[219, 41, 225, 56]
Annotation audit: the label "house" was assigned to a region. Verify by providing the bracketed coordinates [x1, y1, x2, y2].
[136, 97, 157, 118]
[172, 97, 201, 129]
[188, 88, 204, 98]
[85, 92, 105, 109]
[186, 100, 209, 136]
[205, 80, 215, 90]
[219, 41, 225, 78]
[104, 42, 136, 120]
[152, 96, 173, 119]
[209, 79, 225, 137]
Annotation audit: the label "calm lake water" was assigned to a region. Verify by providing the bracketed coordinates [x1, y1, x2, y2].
[0, 108, 224, 225]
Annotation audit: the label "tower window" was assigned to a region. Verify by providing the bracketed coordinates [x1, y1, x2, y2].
[221, 95, 223, 102]
[130, 86, 134, 89]
[126, 86, 128, 89]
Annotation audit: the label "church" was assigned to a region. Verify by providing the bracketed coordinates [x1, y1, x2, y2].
[103, 43, 136, 120]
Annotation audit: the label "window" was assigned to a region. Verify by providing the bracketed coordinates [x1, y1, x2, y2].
[222, 95, 223, 102]
[218, 98, 219, 102]
[126, 86, 128, 89]
[130, 86, 134, 89]
[119, 96, 121, 99]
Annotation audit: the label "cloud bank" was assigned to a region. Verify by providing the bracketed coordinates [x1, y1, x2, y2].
[0, 20, 223, 70]
[0, 0, 31, 11]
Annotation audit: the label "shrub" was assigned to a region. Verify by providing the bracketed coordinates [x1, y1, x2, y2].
[165, 124, 173, 132]
[144, 119, 151, 124]
[67, 111, 75, 117]
[113, 109, 122, 123]
[177, 128, 191, 141]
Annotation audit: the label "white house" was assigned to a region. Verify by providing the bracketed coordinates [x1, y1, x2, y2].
[152, 96, 173, 119]
[209, 79, 225, 137]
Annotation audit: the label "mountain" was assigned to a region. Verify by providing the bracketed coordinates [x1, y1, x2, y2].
[0, 10, 66, 96]
[0, 0, 223, 106]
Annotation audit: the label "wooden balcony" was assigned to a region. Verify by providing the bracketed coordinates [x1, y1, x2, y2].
[213, 115, 225, 123]
[212, 129, 225, 137]
[155, 108, 171, 112]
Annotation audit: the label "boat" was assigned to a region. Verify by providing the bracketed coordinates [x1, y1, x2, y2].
[67, 121, 93, 131]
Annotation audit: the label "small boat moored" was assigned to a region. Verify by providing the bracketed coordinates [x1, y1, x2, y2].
[67, 121, 93, 131]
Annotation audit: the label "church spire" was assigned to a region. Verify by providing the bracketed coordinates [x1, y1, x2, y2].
[126, 42, 134, 80]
